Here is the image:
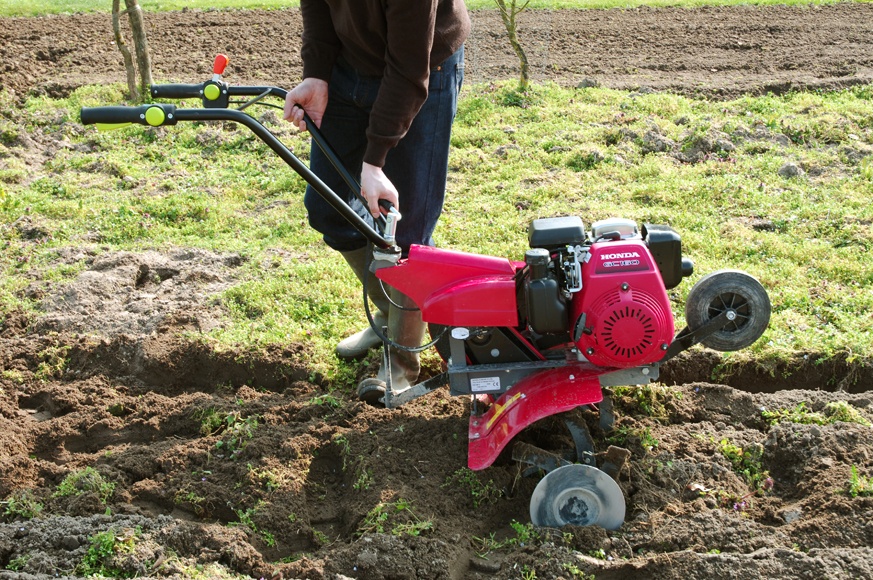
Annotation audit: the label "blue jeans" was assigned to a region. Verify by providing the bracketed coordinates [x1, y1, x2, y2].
[303, 47, 465, 255]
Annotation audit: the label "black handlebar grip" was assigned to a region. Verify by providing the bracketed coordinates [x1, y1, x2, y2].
[80, 104, 178, 127]
[150, 83, 203, 99]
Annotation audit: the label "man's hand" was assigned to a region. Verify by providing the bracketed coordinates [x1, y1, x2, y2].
[283, 78, 329, 131]
[361, 163, 399, 219]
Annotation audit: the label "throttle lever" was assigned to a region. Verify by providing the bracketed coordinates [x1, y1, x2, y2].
[212, 54, 229, 81]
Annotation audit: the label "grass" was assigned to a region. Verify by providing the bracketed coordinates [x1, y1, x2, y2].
[53, 467, 116, 503]
[0, 0, 867, 18]
[77, 528, 137, 578]
[356, 498, 434, 538]
[762, 401, 872, 426]
[1, 78, 872, 390]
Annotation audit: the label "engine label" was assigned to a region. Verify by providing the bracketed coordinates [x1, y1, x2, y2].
[595, 249, 650, 273]
[470, 377, 501, 392]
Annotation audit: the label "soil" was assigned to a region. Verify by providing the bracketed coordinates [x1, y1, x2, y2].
[2, 5, 873, 580]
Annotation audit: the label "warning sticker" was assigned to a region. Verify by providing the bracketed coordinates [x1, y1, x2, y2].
[470, 377, 501, 393]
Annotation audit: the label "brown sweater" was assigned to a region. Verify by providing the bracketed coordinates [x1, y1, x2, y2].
[300, 0, 470, 167]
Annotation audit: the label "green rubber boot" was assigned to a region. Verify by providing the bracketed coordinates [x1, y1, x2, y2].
[336, 247, 391, 360]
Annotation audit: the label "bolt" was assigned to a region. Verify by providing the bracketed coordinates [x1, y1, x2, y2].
[586, 348, 595, 355]
[726, 310, 737, 321]
[621, 283, 630, 292]
[661, 343, 669, 350]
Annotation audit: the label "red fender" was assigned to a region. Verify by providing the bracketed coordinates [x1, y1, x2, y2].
[467, 365, 604, 470]
[376, 245, 523, 327]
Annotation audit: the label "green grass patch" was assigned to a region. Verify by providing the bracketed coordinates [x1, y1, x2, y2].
[2, 80, 872, 390]
[53, 467, 115, 504]
[762, 401, 872, 426]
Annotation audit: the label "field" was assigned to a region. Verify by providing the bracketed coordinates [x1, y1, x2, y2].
[1, 4, 873, 580]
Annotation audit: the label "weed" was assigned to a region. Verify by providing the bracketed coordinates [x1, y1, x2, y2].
[717, 439, 771, 491]
[333, 434, 351, 467]
[173, 487, 207, 516]
[249, 466, 286, 493]
[76, 529, 136, 578]
[509, 519, 538, 545]
[5, 555, 29, 571]
[762, 401, 825, 425]
[2, 490, 43, 520]
[762, 401, 871, 427]
[824, 401, 872, 426]
[472, 519, 540, 557]
[847, 465, 873, 498]
[1, 369, 24, 383]
[521, 565, 538, 580]
[472, 532, 502, 557]
[260, 529, 276, 547]
[312, 529, 330, 546]
[308, 393, 342, 408]
[607, 425, 659, 452]
[356, 499, 433, 538]
[34, 342, 70, 381]
[443, 467, 503, 507]
[562, 562, 595, 579]
[211, 412, 259, 459]
[611, 384, 674, 421]
[230, 500, 278, 547]
[195, 407, 225, 436]
[54, 467, 115, 504]
[353, 467, 374, 491]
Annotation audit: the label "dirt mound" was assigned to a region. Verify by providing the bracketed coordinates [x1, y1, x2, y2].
[2, 5, 873, 580]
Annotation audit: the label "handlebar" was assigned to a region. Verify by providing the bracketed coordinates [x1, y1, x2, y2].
[81, 104, 177, 127]
[80, 79, 399, 250]
[150, 84, 202, 99]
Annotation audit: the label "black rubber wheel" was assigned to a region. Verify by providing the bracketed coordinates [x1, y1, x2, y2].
[685, 269, 771, 352]
[356, 380, 386, 408]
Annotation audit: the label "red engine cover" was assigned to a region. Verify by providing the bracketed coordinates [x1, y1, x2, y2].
[572, 240, 674, 368]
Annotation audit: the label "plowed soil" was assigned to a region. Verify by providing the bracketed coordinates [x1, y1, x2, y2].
[1, 5, 873, 580]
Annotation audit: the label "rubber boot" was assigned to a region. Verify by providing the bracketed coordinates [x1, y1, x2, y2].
[336, 247, 391, 360]
[357, 287, 426, 405]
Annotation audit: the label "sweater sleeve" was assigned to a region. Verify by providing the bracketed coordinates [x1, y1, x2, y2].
[300, 0, 341, 82]
[363, 1, 439, 167]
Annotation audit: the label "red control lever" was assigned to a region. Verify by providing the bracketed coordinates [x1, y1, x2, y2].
[213, 54, 229, 76]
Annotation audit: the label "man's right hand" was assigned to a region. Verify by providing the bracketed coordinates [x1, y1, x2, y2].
[283, 78, 329, 131]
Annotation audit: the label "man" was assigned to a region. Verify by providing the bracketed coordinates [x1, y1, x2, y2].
[283, 1, 470, 398]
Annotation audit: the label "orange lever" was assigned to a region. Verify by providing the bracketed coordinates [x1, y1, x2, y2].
[213, 54, 229, 76]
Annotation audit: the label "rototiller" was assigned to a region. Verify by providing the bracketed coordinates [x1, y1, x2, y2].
[81, 56, 771, 530]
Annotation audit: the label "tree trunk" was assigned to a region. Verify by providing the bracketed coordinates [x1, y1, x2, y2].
[494, 0, 530, 91]
[124, 0, 153, 99]
[111, 0, 139, 101]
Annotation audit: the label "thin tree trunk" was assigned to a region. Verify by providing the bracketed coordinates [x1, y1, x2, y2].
[495, 0, 530, 91]
[124, 0, 153, 98]
[112, 0, 139, 101]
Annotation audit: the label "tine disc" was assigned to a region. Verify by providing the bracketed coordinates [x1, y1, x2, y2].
[529, 464, 625, 530]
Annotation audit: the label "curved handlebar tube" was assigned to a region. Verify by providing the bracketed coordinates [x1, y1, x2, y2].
[81, 90, 394, 250]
